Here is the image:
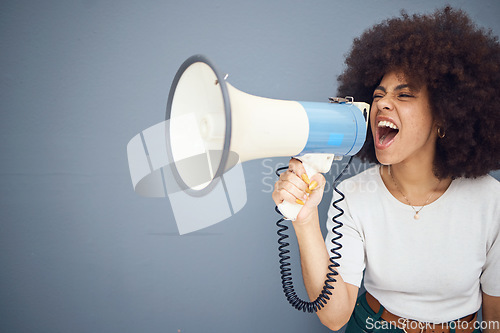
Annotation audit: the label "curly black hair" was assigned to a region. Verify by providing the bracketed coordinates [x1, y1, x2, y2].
[337, 6, 500, 179]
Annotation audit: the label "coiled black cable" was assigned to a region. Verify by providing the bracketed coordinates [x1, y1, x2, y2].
[275, 156, 354, 313]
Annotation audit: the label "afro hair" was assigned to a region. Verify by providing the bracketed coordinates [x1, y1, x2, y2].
[337, 6, 500, 179]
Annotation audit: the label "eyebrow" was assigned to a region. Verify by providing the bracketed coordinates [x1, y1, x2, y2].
[374, 84, 412, 92]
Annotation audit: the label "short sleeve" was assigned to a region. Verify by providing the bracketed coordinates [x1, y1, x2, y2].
[325, 182, 366, 287]
[481, 224, 500, 296]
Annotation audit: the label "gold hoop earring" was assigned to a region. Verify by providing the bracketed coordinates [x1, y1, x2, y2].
[437, 127, 446, 139]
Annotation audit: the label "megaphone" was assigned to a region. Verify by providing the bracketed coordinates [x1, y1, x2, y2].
[166, 54, 370, 221]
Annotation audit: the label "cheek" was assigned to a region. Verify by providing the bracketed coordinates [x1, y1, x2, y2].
[417, 102, 435, 131]
[369, 107, 378, 132]
[403, 104, 435, 135]
[404, 117, 436, 142]
[418, 113, 436, 133]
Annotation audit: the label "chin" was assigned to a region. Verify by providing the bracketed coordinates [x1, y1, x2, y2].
[375, 150, 397, 166]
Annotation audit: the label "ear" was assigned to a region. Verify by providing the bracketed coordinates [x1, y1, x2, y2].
[434, 121, 446, 139]
[433, 116, 445, 131]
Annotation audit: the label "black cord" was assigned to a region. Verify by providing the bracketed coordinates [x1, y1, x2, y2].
[275, 156, 354, 313]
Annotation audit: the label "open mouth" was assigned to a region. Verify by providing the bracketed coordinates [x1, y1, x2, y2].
[376, 120, 399, 147]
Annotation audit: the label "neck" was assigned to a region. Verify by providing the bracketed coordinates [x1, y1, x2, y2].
[381, 157, 451, 206]
[389, 160, 438, 189]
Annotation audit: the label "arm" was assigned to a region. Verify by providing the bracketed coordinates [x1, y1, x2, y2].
[482, 292, 500, 333]
[293, 210, 359, 330]
[272, 158, 358, 330]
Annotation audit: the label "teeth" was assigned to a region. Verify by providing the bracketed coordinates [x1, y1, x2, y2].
[378, 120, 398, 145]
[378, 120, 398, 130]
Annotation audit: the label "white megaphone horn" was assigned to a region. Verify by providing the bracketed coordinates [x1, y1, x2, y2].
[165, 54, 370, 221]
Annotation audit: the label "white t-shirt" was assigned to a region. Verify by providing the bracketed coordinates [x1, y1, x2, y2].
[325, 165, 500, 323]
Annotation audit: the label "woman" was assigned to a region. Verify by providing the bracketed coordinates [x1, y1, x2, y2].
[272, 7, 500, 332]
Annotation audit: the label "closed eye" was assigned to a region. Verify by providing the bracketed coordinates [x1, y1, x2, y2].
[398, 93, 414, 99]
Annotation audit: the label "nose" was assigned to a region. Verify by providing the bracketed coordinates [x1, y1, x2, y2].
[375, 95, 394, 111]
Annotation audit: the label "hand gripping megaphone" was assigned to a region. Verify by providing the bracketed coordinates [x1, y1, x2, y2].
[127, 54, 369, 232]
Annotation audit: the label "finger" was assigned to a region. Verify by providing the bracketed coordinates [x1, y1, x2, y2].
[308, 174, 326, 192]
[279, 171, 309, 194]
[301, 173, 311, 185]
[288, 158, 317, 194]
[278, 187, 306, 205]
[288, 158, 306, 177]
[275, 178, 309, 202]
[271, 190, 284, 205]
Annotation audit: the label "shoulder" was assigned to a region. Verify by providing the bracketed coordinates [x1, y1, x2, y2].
[450, 175, 500, 231]
[453, 174, 500, 200]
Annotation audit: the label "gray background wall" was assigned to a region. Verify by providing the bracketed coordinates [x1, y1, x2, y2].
[1, 1, 499, 332]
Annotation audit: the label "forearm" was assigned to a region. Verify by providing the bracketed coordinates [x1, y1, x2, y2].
[482, 293, 500, 333]
[293, 209, 357, 330]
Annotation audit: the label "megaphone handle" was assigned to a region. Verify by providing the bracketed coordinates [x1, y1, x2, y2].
[277, 154, 335, 221]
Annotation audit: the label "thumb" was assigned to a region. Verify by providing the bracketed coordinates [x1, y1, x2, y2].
[304, 173, 326, 207]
